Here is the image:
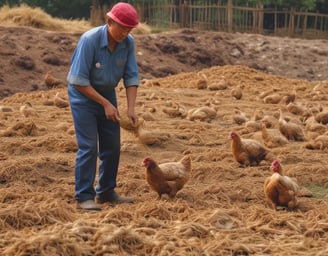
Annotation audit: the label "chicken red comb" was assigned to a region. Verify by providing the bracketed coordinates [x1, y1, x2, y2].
[229, 131, 237, 139]
[143, 157, 151, 162]
[272, 160, 280, 166]
[271, 160, 280, 172]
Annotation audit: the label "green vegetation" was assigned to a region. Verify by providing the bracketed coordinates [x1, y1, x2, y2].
[307, 184, 328, 199]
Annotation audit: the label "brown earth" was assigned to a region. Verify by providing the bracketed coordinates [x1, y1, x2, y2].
[1, 25, 328, 255]
[1, 26, 328, 99]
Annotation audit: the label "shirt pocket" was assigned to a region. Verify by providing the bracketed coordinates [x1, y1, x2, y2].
[91, 55, 109, 86]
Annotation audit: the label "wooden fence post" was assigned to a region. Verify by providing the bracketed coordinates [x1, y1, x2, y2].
[227, 0, 233, 32]
[303, 11, 308, 36]
[180, 1, 188, 28]
[90, 0, 108, 27]
[288, 7, 295, 37]
[258, 3, 264, 34]
[274, 6, 277, 34]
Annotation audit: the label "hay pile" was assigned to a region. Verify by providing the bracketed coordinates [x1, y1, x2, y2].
[1, 65, 328, 255]
[0, 4, 151, 35]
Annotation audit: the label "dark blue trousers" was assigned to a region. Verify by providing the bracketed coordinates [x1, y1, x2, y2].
[68, 85, 120, 202]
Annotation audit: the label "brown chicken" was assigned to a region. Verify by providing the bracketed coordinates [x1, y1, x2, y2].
[261, 122, 289, 148]
[264, 160, 299, 210]
[229, 131, 275, 167]
[315, 110, 328, 125]
[54, 92, 69, 108]
[19, 102, 39, 118]
[142, 154, 191, 199]
[44, 71, 65, 88]
[305, 134, 328, 150]
[278, 109, 306, 141]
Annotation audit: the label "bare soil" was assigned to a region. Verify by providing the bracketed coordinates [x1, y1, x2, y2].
[0, 25, 328, 255]
[1, 26, 327, 99]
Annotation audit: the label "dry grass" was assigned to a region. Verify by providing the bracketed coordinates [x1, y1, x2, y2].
[0, 4, 91, 32]
[1, 66, 328, 255]
[1, 5, 328, 255]
[0, 4, 151, 34]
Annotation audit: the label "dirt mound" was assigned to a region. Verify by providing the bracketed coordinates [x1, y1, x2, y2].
[1, 26, 328, 99]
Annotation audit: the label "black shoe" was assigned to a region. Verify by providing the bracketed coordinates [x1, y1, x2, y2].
[96, 190, 134, 204]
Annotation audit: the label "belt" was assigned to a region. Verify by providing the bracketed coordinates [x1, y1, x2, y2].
[92, 85, 115, 92]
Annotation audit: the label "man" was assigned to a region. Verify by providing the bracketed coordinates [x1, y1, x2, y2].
[67, 3, 139, 211]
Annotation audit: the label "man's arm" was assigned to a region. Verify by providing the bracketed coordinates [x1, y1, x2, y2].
[125, 85, 138, 126]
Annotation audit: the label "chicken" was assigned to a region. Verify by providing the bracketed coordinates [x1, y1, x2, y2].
[261, 122, 289, 148]
[305, 134, 328, 150]
[142, 154, 191, 199]
[195, 72, 208, 89]
[244, 120, 261, 133]
[232, 108, 248, 125]
[315, 110, 328, 125]
[162, 102, 186, 118]
[281, 87, 296, 104]
[208, 79, 227, 90]
[305, 116, 327, 134]
[264, 160, 299, 210]
[261, 114, 278, 128]
[231, 84, 243, 100]
[278, 109, 306, 141]
[44, 71, 65, 88]
[187, 106, 217, 122]
[54, 92, 69, 108]
[286, 102, 311, 121]
[244, 110, 264, 132]
[229, 131, 275, 167]
[263, 93, 282, 104]
[19, 102, 39, 118]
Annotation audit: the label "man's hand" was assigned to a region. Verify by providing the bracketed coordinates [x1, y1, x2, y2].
[127, 108, 138, 127]
[104, 102, 120, 122]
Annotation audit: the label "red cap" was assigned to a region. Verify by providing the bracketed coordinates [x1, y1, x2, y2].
[107, 3, 139, 28]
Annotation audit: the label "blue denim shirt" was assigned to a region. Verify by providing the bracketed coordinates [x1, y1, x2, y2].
[67, 24, 139, 90]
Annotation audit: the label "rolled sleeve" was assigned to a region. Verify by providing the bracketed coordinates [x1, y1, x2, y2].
[67, 30, 96, 86]
[124, 77, 139, 88]
[123, 35, 139, 88]
[68, 75, 90, 86]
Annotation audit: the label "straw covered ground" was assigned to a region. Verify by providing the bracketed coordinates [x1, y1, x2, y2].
[1, 5, 328, 256]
